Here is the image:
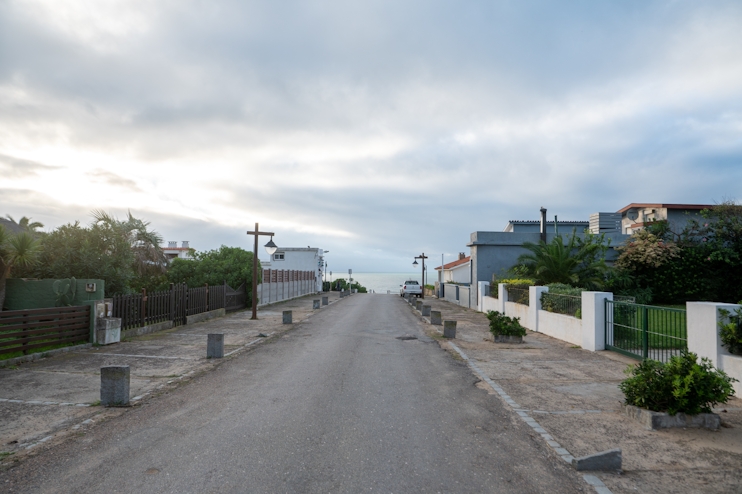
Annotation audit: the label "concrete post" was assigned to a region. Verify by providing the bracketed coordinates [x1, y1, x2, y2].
[283, 310, 292, 324]
[581, 292, 613, 351]
[497, 283, 507, 313]
[443, 320, 457, 338]
[207, 334, 224, 358]
[415, 300, 423, 311]
[687, 302, 742, 395]
[478, 281, 489, 312]
[430, 310, 442, 325]
[313, 299, 320, 309]
[422, 305, 431, 317]
[528, 286, 549, 332]
[322, 296, 328, 305]
[340, 291, 345, 298]
[95, 317, 122, 345]
[100, 366, 130, 406]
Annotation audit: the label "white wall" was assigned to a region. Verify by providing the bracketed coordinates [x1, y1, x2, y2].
[505, 301, 530, 329]
[538, 310, 582, 346]
[264, 247, 323, 291]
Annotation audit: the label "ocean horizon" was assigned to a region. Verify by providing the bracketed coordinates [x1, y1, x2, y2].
[326, 272, 436, 294]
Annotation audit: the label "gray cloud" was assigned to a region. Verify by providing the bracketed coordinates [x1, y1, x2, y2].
[0, 154, 59, 178]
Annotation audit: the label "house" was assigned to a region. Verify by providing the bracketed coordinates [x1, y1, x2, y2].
[163, 241, 195, 261]
[616, 203, 714, 234]
[262, 247, 326, 292]
[435, 253, 471, 283]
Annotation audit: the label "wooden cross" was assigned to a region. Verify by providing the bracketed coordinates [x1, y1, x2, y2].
[246, 222, 275, 320]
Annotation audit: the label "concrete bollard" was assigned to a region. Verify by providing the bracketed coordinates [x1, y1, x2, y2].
[415, 300, 423, 311]
[430, 310, 442, 325]
[100, 366, 130, 406]
[422, 305, 431, 317]
[283, 310, 293, 324]
[313, 299, 320, 309]
[207, 334, 224, 358]
[322, 296, 328, 305]
[443, 320, 457, 338]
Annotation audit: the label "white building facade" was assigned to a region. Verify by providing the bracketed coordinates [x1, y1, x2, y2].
[262, 247, 326, 292]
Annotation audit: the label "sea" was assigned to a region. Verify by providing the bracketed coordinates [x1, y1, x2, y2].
[331, 272, 436, 294]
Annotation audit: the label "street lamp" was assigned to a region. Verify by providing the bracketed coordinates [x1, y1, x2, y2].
[323, 251, 329, 292]
[413, 253, 428, 299]
[246, 223, 276, 320]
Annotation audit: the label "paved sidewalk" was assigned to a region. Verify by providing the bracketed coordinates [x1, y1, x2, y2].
[408, 296, 742, 494]
[0, 292, 344, 463]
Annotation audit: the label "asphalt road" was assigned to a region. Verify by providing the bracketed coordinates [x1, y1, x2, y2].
[2, 295, 583, 493]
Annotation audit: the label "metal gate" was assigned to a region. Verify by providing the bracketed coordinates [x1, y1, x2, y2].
[605, 299, 687, 362]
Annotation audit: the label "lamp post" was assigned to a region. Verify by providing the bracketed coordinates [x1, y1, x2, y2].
[413, 253, 428, 299]
[323, 252, 329, 292]
[246, 222, 277, 320]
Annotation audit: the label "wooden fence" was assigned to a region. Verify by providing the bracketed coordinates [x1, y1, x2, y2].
[112, 283, 233, 331]
[0, 305, 91, 357]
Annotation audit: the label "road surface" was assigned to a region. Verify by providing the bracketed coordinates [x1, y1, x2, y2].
[2, 294, 583, 493]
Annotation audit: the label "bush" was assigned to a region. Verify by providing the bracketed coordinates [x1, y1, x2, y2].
[486, 311, 527, 337]
[718, 307, 742, 355]
[499, 278, 536, 286]
[618, 351, 737, 415]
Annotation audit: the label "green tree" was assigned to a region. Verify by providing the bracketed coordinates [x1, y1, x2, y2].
[0, 225, 40, 310]
[18, 211, 167, 296]
[514, 231, 610, 290]
[4, 215, 44, 234]
[165, 246, 261, 301]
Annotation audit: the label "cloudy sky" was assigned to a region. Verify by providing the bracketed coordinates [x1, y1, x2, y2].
[2, 0, 741, 272]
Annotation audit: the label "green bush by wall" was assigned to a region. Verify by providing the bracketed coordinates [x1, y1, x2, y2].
[4, 278, 105, 310]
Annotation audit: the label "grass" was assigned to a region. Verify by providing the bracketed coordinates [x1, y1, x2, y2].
[0, 340, 81, 361]
[0, 452, 15, 460]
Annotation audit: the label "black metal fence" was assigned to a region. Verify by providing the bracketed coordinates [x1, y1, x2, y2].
[484, 284, 498, 298]
[541, 292, 582, 318]
[507, 286, 529, 306]
[605, 300, 687, 362]
[112, 283, 232, 332]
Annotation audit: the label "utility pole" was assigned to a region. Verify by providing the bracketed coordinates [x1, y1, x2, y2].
[246, 223, 276, 320]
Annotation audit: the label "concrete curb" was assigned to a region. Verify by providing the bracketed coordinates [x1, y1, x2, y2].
[622, 404, 720, 430]
[185, 308, 226, 325]
[121, 320, 173, 339]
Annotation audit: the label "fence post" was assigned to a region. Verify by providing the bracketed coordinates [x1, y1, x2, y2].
[581, 292, 613, 351]
[205, 283, 209, 311]
[140, 288, 146, 328]
[497, 283, 507, 314]
[642, 305, 649, 359]
[529, 286, 548, 332]
[169, 283, 175, 323]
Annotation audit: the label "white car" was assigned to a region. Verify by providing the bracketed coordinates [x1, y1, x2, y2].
[399, 280, 422, 297]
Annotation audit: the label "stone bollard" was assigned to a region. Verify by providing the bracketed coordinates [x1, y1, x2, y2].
[207, 334, 224, 359]
[322, 296, 329, 305]
[422, 305, 431, 316]
[313, 299, 320, 309]
[96, 317, 122, 345]
[283, 310, 293, 324]
[415, 300, 423, 311]
[443, 320, 457, 338]
[430, 310, 442, 325]
[340, 291, 346, 298]
[100, 366, 130, 407]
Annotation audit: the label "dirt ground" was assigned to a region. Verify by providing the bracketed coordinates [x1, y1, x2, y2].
[0, 293, 341, 464]
[411, 296, 742, 494]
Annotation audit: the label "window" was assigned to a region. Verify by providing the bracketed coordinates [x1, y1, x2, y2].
[273, 253, 285, 261]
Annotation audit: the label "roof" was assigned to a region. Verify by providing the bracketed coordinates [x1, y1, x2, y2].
[434, 256, 470, 271]
[617, 203, 715, 214]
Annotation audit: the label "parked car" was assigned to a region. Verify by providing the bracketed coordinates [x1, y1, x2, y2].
[399, 280, 422, 297]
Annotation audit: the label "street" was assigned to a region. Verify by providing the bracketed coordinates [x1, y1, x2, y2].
[2, 294, 583, 493]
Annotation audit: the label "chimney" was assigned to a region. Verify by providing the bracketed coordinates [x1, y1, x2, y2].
[182, 241, 189, 249]
[459, 252, 466, 260]
[540, 207, 547, 243]
[168, 241, 177, 248]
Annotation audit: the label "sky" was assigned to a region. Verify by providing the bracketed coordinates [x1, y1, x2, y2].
[1, 0, 741, 272]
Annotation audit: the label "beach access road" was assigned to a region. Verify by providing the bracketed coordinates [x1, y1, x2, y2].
[1, 293, 585, 493]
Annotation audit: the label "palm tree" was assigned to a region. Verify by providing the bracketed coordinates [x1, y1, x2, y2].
[5, 215, 44, 234]
[515, 232, 609, 290]
[0, 225, 40, 310]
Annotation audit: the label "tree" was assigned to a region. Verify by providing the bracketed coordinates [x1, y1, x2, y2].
[165, 246, 261, 301]
[4, 215, 44, 234]
[18, 211, 167, 296]
[0, 225, 40, 310]
[514, 231, 610, 290]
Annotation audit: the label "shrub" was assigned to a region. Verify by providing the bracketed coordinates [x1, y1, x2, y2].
[718, 307, 742, 355]
[618, 351, 737, 415]
[486, 311, 527, 337]
[499, 278, 536, 286]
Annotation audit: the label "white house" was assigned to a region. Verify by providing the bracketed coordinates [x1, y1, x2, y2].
[435, 253, 471, 283]
[163, 241, 195, 261]
[262, 247, 326, 292]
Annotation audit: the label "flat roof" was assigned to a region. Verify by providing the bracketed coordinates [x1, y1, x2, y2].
[617, 203, 714, 214]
